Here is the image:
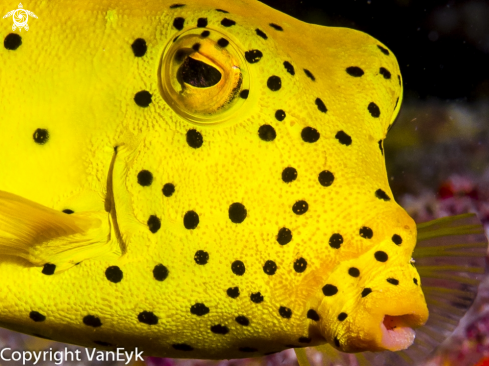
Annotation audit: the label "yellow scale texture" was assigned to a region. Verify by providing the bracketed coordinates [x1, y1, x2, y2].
[0, 0, 428, 359]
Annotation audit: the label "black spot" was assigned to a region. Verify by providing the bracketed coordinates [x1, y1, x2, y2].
[322, 284, 338, 296]
[398, 75, 401, 85]
[387, 278, 399, 285]
[172, 344, 193, 351]
[267, 76, 281, 91]
[337, 312, 348, 321]
[293, 258, 307, 273]
[329, 233, 343, 249]
[29, 311, 46, 322]
[346, 67, 364, 77]
[217, 38, 229, 48]
[216, 9, 229, 13]
[192, 43, 201, 52]
[147, 215, 161, 233]
[245, 49, 263, 63]
[33, 129, 49, 145]
[197, 18, 208, 27]
[334, 337, 340, 348]
[162, 183, 175, 197]
[235, 315, 249, 326]
[137, 170, 153, 186]
[361, 288, 372, 297]
[301, 127, 320, 143]
[105, 266, 123, 283]
[359, 227, 373, 239]
[277, 228, 292, 245]
[256, 28, 268, 39]
[227, 287, 240, 298]
[250, 292, 263, 303]
[42, 263, 56, 275]
[131, 38, 147, 57]
[63, 209, 74, 214]
[348, 267, 360, 277]
[138, 311, 158, 325]
[184, 211, 199, 229]
[335, 131, 352, 146]
[263, 260, 277, 275]
[375, 251, 388, 262]
[232, 260, 245, 276]
[379, 67, 391, 79]
[211, 324, 229, 335]
[239, 347, 258, 352]
[200, 30, 210, 38]
[394, 97, 399, 110]
[303, 69, 315, 81]
[315, 98, 327, 113]
[298, 337, 311, 343]
[240, 89, 249, 99]
[379, 140, 384, 155]
[83, 315, 102, 327]
[190, 303, 210, 316]
[318, 171, 334, 187]
[269, 23, 283, 31]
[173, 17, 185, 30]
[368, 102, 381, 118]
[413, 278, 418, 285]
[282, 167, 297, 183]
[229, 202, 247, 223]
[4, 33, 22, 50]
[94, 341, 113, 347]
[279, 306, 292, 319]
[392, 234, 403, 245]
[292, 200, 308, 215]
[194, 250, 209, 265]
[153, 264, 169, 281]
[221, 18, 236, 27]
[169, 4, 185, 8]
[258, 124, 276, 141]
[378, 45, 390, 55]
[134, 90, 152, 107]
[283, 61, 295, 75]
[275, 109, 286, 121]
[186, 129, 203, 149]
[307, 309, 320, 321]
[375, 189, 391, 201]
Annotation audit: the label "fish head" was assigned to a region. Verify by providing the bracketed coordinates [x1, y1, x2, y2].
[131, 0, 428, 354]
[317, 208, 429, 353]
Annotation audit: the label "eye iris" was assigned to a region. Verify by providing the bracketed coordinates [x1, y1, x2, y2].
[180, 57, 222, 88]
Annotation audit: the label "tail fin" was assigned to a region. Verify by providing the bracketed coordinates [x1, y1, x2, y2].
[310, 213, 488, 365]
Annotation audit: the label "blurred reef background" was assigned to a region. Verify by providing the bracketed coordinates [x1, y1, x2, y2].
[1, 0, 488, 365]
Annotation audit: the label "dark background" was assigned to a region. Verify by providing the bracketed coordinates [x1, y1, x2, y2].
[259, 0, 489, 102]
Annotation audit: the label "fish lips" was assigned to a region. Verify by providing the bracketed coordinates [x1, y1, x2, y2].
[318, 289, 428, 353]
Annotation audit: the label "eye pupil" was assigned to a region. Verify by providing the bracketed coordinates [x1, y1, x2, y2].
[180, 57, 222, 88]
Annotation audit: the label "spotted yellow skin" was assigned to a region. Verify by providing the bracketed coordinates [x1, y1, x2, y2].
[0, 0, 428, 359]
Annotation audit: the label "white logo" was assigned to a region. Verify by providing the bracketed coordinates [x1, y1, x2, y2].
[3, 3, 37, 31]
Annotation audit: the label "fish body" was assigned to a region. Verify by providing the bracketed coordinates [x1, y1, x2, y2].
[0, 0, 485, 362]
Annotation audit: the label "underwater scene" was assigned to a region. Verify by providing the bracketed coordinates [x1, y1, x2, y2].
[0, 0, 488, 365]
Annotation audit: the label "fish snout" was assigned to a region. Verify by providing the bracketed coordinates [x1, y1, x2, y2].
[316, 241, 428, 353]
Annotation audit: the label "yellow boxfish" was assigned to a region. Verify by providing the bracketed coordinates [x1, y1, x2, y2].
[0, 0, 487, 365]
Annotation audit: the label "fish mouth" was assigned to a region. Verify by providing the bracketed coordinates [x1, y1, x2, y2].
[379, 314, 417, 351]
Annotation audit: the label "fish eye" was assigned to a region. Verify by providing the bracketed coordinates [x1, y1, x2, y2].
[159, 28, 250, 126]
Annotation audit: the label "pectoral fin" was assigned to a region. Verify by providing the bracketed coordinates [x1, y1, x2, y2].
[0, 190, 119, 271]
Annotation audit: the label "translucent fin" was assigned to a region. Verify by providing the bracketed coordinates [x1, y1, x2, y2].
[295, 348, 312, 366]
[313, 213, 488, 365]
[0, 190, 118, 270]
